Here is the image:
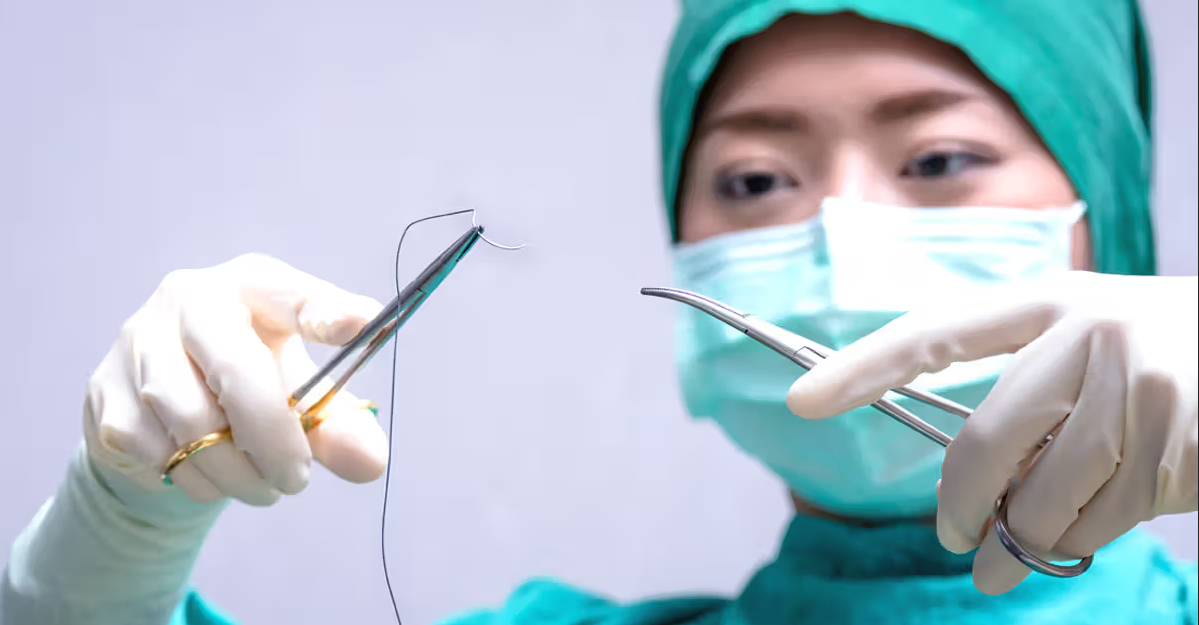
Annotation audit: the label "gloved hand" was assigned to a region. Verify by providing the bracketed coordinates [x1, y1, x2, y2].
[84, 253, 390, 509]
[786, 271, 1199, 595]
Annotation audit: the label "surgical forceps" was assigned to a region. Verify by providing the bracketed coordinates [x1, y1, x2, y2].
[640, 286, 1094, 579]
[160, 225, 487, 485]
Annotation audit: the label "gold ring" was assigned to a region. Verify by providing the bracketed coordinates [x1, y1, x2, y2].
[160, 399, 379, 485]
[160, 429, 233, 485]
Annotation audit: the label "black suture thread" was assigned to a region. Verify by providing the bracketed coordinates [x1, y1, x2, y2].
[381, 209, 476, 625]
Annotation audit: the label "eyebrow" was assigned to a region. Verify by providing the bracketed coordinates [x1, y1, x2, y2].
[869, 89, 974, 125]
[694, 108, 809, 141]
[694, 89, 978, 142]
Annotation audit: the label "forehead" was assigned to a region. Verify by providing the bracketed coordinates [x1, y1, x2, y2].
[703, 13, 1010, 118]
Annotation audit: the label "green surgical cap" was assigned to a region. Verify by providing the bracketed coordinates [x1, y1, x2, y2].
[659, 0, 1156, 275]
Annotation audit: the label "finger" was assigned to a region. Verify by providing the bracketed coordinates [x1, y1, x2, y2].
[971, 506, 1081, 596]
[936, 320, 1090, 554]
[969, 321, 1127, 594]
[787, 283, 1060, 419]
[180, 297, 311, 495]
[972, 527, 1034, 595]
[139, 330, 281, 505]
[168, 463, 224, 504]
[278, 336, 389, 483]
[310, 400, 389, 483]
[1054, 369, 1175, 556]
[217, 254, 383, 346]
[84, 355, 177, 491]
[192, 445, 281, 507]
[987, 319, 1127, 558]
[1054, 485, 1142, 559]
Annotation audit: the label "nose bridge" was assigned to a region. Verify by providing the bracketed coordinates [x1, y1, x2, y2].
[825, 144, 902, 205]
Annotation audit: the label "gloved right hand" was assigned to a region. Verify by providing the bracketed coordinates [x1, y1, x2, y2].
[787, 271, 1199, 594]
[83, 253, 390, 508]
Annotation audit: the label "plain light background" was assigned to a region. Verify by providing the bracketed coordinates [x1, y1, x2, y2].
[1, 2, 1195, 624]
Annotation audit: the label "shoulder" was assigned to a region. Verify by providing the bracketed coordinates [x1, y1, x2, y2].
[436, 578, 726, 625]
[175, 580, 727, 625]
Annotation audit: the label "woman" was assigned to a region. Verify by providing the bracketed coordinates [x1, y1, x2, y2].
[4, 1, 1197, 624]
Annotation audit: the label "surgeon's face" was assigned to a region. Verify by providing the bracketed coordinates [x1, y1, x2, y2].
[677, 13, 1091, 269]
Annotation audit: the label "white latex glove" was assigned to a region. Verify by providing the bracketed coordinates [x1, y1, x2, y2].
[84, 253, 390, 507]
[786, 271, 1199, 595]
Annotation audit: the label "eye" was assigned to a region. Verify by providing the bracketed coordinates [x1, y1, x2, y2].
[714, 169, 798, 202]
[901, 151, 991, 179]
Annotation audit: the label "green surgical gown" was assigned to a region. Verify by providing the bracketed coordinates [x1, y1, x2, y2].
[172, 515, 1198, 625]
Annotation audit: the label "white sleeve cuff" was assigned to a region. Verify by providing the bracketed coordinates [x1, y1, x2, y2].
[2, 447, 226, 625]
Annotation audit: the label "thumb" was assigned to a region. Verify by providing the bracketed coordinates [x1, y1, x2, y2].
[279, 336, 389, 483]
[307, 391, 390, 484]
[786, 285, 1060, 420]
[218, 253, 384, 346]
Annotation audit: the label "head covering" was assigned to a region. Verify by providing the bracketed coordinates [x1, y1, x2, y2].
[659, 0, 1156, 275]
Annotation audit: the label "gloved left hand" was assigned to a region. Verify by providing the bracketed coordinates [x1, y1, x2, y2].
[84, 253, 389, 510]
[785, 271, 1198, 595]
[1, 254, 389, 625]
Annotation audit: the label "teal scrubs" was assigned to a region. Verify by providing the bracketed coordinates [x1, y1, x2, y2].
[173, 515, 1199, 625]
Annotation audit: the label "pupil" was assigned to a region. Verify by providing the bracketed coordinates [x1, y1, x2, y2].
[920, 154, 949, 176]
[744, 174, 774, 195]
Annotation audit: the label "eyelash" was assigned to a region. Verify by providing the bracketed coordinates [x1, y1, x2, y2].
[900, 150, 993, 179]
[710, 148, 993, 203]
[713, 169, 798, 202]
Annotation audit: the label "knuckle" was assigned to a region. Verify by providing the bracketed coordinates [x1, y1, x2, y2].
[1129, 367, 1180, 433]
[1026, 301, 1065, 329]
[158, 268, 195, 293]
[228, 252, 286, 276]
[230, 252, 267, 267]
[1019, 275, 1071, 315]
[202, 365, 247, 406]
[154, 268, 220, 312]
[84, 368, 106, 400]
[916, 335, 957, 373]
[151, 395, 226, 441]
[83, 375, 108, 422]
[1131, 366, 1177, 397]
[940, 429, 1006, 494]
[1083, 315, 1130, 341]
[952, 417, 1005, 459]
[118, 312, 143, 337]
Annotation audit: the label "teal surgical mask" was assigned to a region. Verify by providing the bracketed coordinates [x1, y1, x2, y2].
[673, 197, 1085, 518]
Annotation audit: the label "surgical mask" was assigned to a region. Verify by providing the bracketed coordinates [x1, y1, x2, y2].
[673, 197, 1085, 518]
